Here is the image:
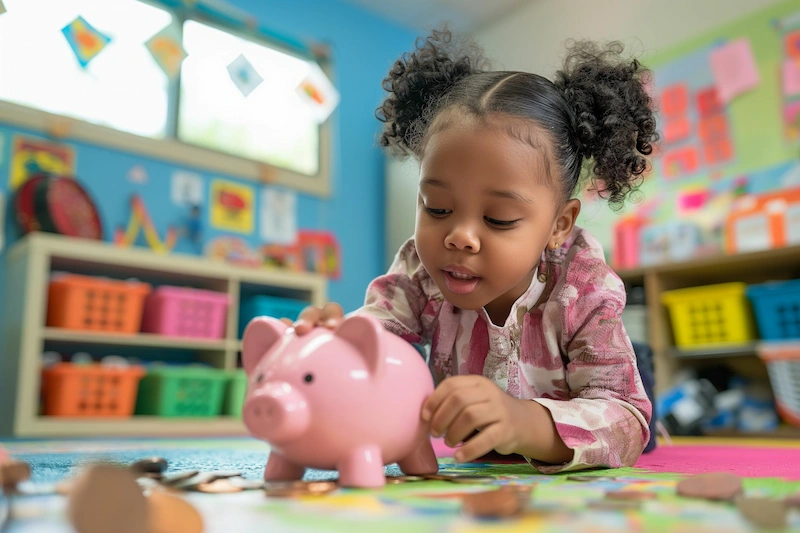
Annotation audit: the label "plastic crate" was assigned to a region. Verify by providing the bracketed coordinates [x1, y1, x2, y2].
[47, 274, 151, 334]
[757, 342, 800, 427]
[134, 366, 228, 417]
[42, 363, 145, 417]
[661, 282, 757, 347]
[223, 370, 248, 418]
[239, 295, 309, 336]
[141, 286, 229, 339]
[747, 279, 800, 340]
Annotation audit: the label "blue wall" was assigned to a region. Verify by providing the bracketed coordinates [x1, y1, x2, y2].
[0, 0, 417, 320]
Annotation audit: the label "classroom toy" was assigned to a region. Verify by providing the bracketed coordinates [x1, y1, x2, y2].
[115, 194, 178, 253]
[14, 174, 103, 240]
[241, 315, 439, 488]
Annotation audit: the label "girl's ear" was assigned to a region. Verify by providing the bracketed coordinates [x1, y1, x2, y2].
[551, 199, 581, 249]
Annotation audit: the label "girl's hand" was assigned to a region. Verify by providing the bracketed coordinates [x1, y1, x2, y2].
[421, 375, 526, 463]
[280, 302, 345, 335]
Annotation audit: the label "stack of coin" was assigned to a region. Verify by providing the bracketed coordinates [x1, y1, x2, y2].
[461, 485, 534, 519]
[423, 473, 494, 484]
[263, 480, 338, 498]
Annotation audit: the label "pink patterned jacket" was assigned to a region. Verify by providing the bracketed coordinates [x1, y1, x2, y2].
[356, 227, 652, 473]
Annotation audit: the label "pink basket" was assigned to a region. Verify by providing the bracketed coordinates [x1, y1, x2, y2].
[141, 287, 229, 339]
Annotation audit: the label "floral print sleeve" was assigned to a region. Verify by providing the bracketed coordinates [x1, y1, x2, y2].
[354, 239, 442, 345]
[528, 236, 652, 473]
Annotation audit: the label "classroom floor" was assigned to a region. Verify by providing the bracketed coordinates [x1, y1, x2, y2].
[2, 436, 800, 532]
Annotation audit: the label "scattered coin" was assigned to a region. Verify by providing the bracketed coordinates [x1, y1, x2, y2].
[196, 478, 243, 494]
[567, 475, 615, 482]
[736, 497, 787, 529]
[208, 471, 242, 481]
[785, 492, 800, 508]
[67, 465, 148, 533]
[228, 477, 265, 490]
[0, 461, 31, 493]
[147, 491, 203, 533]
[160, 471, 200, 486]
[424, 473, 494, 484]
[170, 472, 217, 491]
[462, 489, 522, 518]
[386, 475, 426, 484]
[605, 491, 658, 501]
[130, 457, 168, 475]
[264, 480, 337, 498]
[676, 473, 742, 501]
[588, 499, 643, 511]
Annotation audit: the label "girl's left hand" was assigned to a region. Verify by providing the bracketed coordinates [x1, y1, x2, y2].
[421, 375, 524, 462]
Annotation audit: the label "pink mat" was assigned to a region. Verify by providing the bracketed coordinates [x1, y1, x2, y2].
[432, 439, 800, 479]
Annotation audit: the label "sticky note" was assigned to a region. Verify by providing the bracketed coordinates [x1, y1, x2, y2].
[782, 59, 800, 97]
[709, 38, 760, 104]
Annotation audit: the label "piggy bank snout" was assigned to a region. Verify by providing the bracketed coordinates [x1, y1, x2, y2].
[243, 382, 309, 443]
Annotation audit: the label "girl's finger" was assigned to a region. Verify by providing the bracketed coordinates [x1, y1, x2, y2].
[294, 306, 322, 335]
[421, 375, 483, 422]
[453, 424, 502, 463]
[443, 402, 500, 448]
[428, 386, 489, 439]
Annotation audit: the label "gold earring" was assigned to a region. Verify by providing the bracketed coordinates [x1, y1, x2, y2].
[553, 242, 560, 249]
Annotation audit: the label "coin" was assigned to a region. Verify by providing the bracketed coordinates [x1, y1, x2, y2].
[736, 497, 787, 529]
[170, 472, 217, 491]
[567, 475, 613, 482]
[264, 480, 337, 498]
[67, 465, 148, 533]
[386, 475, 426, 484]
[785, 492, 800, 508]
[425, 473, 494, 484]
[160, 471, 200, 486]
[605, 491, 658, 501]
[0, 461, 31, 492]
[208, 471, 242, 481]
[228, 477, 266, 490]
[196, 479, 243, 494]
[130, 457, 168, 475]
[147, 491, 203, 533]
[676, 473, 742, 501]
[462, 489, 522, 518]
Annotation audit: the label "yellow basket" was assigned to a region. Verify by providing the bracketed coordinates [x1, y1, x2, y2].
[661, 282, 757, 348]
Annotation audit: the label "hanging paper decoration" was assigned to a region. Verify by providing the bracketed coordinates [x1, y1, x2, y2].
[0, 0, 6, 15]
[296, 62, 340, 124]
[145, 22, 186, 79]
[226, 54, 263, 97]
[61, 16, 111, 68]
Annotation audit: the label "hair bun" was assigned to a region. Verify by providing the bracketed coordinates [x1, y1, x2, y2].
[376, 28, 485, 156]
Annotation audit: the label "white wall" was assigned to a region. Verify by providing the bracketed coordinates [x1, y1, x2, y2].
[385, 156, 420, 268]
[476, 0, 786, 74]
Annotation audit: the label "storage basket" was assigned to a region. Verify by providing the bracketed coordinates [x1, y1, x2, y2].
[141, 286, 229, 339]
[661, 282, 757, 347]
[134, 366, 227, 417]
[757, 342, 800, 427]
[747, 279, 800, 340]
[239, 295, 308, 336]
[47, 274, 151, 334]
[223, 370, 248, 418]
[42, 363, 145, 417]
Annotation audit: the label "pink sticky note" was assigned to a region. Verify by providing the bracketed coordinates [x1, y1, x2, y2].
[782, 59, 800, 97]
[678, 189, 711, 212]
[709, 39, 760, 103]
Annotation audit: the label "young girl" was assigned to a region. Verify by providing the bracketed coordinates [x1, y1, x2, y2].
[292, 29, 655, 473]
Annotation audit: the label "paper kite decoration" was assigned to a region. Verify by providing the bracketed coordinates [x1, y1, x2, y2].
[61, 16, 111, 68]
[296, 62, 340, 124]
[227, 54, 263, 97]
[0, 1, 6, 16]
[145, 22, 186, 79]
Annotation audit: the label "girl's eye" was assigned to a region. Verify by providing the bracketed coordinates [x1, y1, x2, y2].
[485, 217, 520, 227]
[425, 207, 451, 217]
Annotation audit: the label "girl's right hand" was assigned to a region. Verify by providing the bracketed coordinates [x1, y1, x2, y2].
[280, 302, 345, 335]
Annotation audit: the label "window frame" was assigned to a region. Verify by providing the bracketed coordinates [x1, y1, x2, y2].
[0, 0, 332, 196]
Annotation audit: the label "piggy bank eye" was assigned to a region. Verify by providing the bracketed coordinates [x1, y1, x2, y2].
[303, 373, 314, 384]
[256, 373, 264, 384]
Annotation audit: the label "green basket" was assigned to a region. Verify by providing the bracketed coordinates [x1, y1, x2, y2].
[135, 366, 228, 417]
[223, 370, 248, 418]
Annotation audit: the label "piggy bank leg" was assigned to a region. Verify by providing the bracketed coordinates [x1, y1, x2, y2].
[264, 453, 306, 482]
[337, 445, 385, 488]
[397, 437, 439, 476]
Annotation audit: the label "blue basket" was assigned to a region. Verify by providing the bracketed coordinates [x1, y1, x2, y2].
[239, 295, 309, 337]
[746, 280, 800, 341]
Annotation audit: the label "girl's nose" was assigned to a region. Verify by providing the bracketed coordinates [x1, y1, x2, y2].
[445, 225, 480, 253]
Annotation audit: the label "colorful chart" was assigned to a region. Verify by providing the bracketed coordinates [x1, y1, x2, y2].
[60, 16, 111, 68]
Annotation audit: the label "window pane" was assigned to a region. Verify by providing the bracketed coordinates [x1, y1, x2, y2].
[0, 0, 172, 138]
[179, 21, 320, 176]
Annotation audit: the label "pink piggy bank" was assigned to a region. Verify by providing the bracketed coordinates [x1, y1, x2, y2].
[242, 314, 439, 488]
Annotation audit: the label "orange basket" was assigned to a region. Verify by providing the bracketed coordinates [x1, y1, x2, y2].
[42, 363, 145, 417]
[47, 274, 151, 334]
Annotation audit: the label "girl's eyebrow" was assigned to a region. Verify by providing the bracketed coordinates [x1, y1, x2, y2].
[420, 178, 448, 189]
[487, 189, 532, 204]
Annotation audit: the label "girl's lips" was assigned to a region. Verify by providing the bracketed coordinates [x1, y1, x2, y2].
[442, 270, 481, 295]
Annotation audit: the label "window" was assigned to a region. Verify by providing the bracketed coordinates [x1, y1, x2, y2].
[0, 0, 172, 138]
[0, 0, 329, 190]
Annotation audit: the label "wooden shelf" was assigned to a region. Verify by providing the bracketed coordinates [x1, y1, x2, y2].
[20, 417, 247, 437]
[43, 328, 233, 351]
[670, 343, 759, 360]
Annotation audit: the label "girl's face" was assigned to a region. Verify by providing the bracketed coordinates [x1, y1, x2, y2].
[415, 117, 578, 323]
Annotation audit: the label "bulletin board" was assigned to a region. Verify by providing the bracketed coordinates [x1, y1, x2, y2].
[578, 0, 800, 265]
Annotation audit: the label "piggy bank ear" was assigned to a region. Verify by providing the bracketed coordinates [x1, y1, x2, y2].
[242, 317, 288, 374]
[335, 315, 385, 378]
